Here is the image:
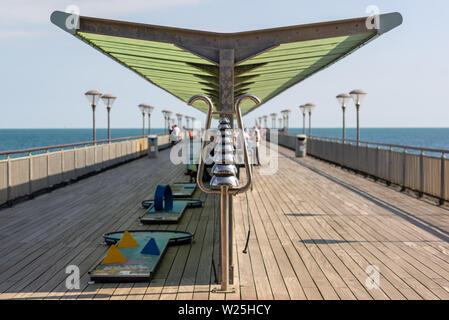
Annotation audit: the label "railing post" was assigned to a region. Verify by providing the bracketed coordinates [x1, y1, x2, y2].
[364, 143, 369, 175]
[46, 149, 50, 188]
[387, 146, 393, 186]
[375, 146, 380, 181]
[74, 146, 77, 177]
[6, 154, 11, 202]
[356, 142, 360, 173]
[28, 152, 33, 195]
[340, 139, 343, 167]
[61, 148, 64, 181]
[401, 148, 407, 192]
[441, 153, 446, 205]
[94, 143, 97, 170]
[419, 150, 424, 197]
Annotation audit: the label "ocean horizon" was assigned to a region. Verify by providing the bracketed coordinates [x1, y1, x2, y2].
[0, 127, 448, 154]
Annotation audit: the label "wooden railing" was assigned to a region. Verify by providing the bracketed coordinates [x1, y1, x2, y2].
[0, 135, 170, 206]
[272, 133, 448, 204]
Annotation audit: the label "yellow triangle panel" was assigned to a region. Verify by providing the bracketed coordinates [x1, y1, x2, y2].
[101, 245, 127, 264]
[117, 231, 139, 248]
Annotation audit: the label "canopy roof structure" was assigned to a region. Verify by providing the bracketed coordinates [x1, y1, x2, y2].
[51, 11, 402, 116]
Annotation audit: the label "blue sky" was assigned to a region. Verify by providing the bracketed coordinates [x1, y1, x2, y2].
[1, 0, 448, 129]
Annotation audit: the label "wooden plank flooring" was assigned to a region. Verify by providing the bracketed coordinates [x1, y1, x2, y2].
[1, 143, 449, 300]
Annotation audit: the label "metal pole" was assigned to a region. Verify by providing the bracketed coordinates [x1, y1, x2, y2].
[302, 113, 305, 134]
[375, 146, 380, 180]
[107, 107, 111, 142]
[387, 146, 393, 186]
[401, 148, 407, 191]
[356, 104, 360, 146]
[218, 49, 234, 291]
[148, 114, 151, 135]
[142, 112, 145, 136]
[441, 153, 446, 205]
[308, 111, 312, 136]
[419, 150, 424, 197]
[92, 104, 96, 144]
[342, 106, 346, 143]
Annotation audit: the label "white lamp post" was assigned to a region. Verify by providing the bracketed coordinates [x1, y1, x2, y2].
[349, 89, 367, 146]
[85, 90, 102, 144]
[299, 105, 307, 134]
[304, 103, 316, 136]
[336, 93, 351, 143]
[270, 113, 277, 129]
[146, 105, 154, 135]
[161, 110, 172, 133]
[138, 104, 147, 136]
[176, 113, 183, 127]
[139, 104, 154, 135]
[101, 94, 116, 142]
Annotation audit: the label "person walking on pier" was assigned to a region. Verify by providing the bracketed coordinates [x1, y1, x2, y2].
[254, 125, 261, 166]
[170, 124, 181, 146]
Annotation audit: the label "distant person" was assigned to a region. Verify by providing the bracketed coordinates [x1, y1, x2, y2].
[253, 125, 261, 166]
[170, 124, 181, 146]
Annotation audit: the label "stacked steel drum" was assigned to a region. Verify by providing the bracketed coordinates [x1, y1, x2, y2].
[210, 117, 239, 188]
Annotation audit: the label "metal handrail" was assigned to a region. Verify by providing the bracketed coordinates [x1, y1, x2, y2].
[0, 135, 149, 157]
[309, 135, 448, 155]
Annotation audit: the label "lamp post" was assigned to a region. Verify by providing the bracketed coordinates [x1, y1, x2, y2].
[162, 110, 172, 133]
[167, 112, 173, 131]
[139, 104, 154, 135]
[270, 113, 277, 129]
[304, 103, 316, 136]
[85, 90, 102, 144]
[138, 104, 147, 136]
[147, 106, 154, 135]
[101, 94, 116, 142]
[299, 105, 306, 134]
[281, 109, 291, 132]
[185, 116, 190, 129]
[336, 93, 351, 143]
[176, 113, 183, 127]
[263, 115, 268, 129]
[278, 118, 282, 129]
[349, 89, 367, 146]
[280, 110, 286, 129]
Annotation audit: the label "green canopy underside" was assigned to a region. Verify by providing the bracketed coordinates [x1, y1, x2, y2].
[77, 32, 374, 115]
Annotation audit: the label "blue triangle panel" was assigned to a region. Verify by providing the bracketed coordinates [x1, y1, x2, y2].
[141, 238, 160, 255]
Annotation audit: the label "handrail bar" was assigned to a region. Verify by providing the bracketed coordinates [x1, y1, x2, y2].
[0, 135, 149, 156]
[308, 135, 449, 154]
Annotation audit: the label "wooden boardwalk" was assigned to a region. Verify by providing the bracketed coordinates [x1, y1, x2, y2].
[1, 143, 449, 300]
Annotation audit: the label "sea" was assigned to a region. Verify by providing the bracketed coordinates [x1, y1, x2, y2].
[0, 128, 448, 156]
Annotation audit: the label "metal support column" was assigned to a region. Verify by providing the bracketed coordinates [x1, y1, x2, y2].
[219, 49, 235, 288]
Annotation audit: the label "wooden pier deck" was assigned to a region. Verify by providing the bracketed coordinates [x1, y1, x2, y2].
[1, 143, 449, 300]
